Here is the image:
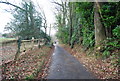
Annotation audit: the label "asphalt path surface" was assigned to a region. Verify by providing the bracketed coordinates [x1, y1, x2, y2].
[46, 45, 96, 79]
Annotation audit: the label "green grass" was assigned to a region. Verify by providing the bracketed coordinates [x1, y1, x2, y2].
[0, 38, 16, 42]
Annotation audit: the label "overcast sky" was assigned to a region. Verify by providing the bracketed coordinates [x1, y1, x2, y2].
[0, 0, 61, 36]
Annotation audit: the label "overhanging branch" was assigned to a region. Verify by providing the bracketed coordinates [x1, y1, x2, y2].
[0, 1, 26, 11]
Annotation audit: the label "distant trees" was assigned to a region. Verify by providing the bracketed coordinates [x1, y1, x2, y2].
[2, 33, 14, 38]
[54, 1, 68, 44]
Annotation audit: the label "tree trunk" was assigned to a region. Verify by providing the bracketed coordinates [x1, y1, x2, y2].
[106, 26, 112, 38]
[25, 2, 29, 28]
[44, 20, 47, 34]
[49, 24, 51, 36]
[14, 38, 21, 61]
[69, 3, 73, 46]
[94, 2, 106, 46]
[29, 2, 35, 38]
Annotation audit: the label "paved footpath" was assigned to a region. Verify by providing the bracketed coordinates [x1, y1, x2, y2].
[46, 45, 97, 79]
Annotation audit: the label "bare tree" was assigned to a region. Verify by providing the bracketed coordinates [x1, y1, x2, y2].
[35, 0, 47, 34]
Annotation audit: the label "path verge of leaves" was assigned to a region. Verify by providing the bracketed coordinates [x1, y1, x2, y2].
[2, 46, 54, 80]
[61, 44, 119, 79]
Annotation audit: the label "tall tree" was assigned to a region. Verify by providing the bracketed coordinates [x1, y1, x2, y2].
[4, 0, 43, 39]
[94, 2, 106, 45]
[68, 2, 73, 46]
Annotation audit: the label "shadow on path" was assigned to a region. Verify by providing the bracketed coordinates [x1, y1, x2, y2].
[46, 45, 96, 79]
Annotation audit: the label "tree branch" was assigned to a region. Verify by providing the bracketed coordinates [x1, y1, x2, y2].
[0, 1, 26, 11]
[52, 1, 63, 7]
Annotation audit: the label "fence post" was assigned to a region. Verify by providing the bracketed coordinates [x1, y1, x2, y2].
[38, 39, 41, 48]
[31, 37, 34, 50]
[14, 37, 21, 61]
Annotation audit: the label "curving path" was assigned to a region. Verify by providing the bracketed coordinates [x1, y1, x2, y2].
[46, 45, 96, 79]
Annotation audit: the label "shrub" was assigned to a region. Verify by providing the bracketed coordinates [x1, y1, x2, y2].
[113, 25, 120, 38]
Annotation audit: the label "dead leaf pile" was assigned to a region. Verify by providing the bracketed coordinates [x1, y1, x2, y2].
[62, 44, 119, 79]
[2, 46, 54, 79]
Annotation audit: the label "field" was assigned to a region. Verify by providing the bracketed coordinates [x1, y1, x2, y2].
[0, 38, 38, 65]
[0, 38, 16, 43]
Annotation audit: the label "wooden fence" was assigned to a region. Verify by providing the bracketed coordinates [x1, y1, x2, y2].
[0, 38, 45, 65]
[0, 38, 47, 80]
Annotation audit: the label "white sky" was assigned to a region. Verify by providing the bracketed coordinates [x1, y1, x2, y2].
[0, 0, 60, 36]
